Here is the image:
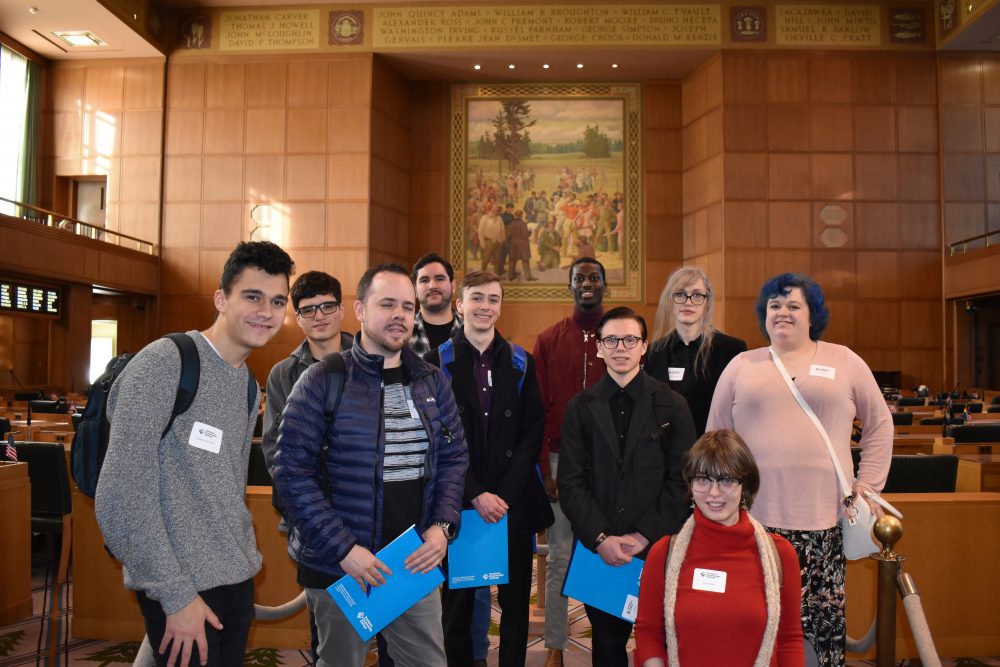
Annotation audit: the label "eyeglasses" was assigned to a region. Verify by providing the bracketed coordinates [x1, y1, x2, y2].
[690, 475, 742, 493]
[297, 301, 340, 318]
[598, 335, 642, 350]
[672, 291, 708, 305]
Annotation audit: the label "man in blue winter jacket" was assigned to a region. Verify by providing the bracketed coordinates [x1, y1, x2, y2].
[273, 263, 468, 667]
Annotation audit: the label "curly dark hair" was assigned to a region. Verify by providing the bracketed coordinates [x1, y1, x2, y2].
[219, 241, 294, 295]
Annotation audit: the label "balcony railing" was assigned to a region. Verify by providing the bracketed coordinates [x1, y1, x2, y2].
[948, 230, 998, 256]
[0, 196, 157, 255]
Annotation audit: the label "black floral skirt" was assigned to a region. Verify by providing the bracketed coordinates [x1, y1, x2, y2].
[766, 524, 846, 667]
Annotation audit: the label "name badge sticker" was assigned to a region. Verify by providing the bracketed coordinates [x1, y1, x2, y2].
[668, 367, 685, 382]
[809, 364, 836, 380]
[692, 568, 727, 593]
[621, 594, 639, 622]
[188, 421, 223, 454]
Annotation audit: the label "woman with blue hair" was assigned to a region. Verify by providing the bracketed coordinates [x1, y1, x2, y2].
[706, 273, 892, 667]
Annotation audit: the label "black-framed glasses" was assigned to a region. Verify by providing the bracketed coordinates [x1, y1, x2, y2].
[690, 475, 742, 493]
[297, 301, 340, 318]
[671, 291, 708, 305]
[598, 335, 642, 350]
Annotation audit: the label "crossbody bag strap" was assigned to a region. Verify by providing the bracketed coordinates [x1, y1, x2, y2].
[768, 346, 853, 498]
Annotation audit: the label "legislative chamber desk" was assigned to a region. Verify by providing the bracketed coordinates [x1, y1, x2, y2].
[0, 462, 32, 625]
[72, 486, 309, 649]
[74, 489, 1000, 657]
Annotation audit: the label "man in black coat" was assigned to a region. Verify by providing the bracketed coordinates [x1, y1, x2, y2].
[426, 270, 554, 667]
[558, 307, 696, 667]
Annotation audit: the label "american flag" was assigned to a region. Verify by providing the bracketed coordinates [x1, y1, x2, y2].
[4, 433, 16, 463]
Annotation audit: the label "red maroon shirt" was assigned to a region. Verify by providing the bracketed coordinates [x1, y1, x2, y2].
[532, 307, 604, 477]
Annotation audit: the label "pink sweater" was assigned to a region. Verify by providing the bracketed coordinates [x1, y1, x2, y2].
[706, 342, 892, 531]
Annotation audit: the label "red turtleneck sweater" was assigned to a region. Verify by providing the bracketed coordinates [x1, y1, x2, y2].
[634, 508, 804, 667]
[533, 307, 604, 476]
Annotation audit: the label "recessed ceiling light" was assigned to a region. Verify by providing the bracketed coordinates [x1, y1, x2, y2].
[28, 6, 39, 14]
[508, 64, 515, 70]
[543, 64, 550, 69]
[473, 64, 481, 70]
[612, 64, 619, 69]
[576, 63, 584, 69]
[53, 31, 107, 47]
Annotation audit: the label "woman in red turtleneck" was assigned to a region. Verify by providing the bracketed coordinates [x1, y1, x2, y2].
[634, 430, 804, 667]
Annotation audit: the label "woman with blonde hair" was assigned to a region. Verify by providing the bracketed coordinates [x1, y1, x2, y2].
[647, 267, 747, 435]
[634, 429, 804, 667]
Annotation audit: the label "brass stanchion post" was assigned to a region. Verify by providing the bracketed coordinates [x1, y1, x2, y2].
[872, 515, 904, 667]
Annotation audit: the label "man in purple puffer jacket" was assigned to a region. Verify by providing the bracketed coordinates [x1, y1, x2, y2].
[273, 263, 468, 667]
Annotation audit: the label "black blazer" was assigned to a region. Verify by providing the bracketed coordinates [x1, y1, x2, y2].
[646, 330, 747, 436]
[557, 372, 696, 553]
[426, 330, 554, 535]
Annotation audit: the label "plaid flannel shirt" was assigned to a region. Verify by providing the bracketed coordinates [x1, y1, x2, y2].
[409, 309, 463, 357]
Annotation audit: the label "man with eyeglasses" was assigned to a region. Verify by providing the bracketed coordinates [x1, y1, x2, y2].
[558, 306, 695, 667]
[532, 256, 607, 667]
[263, 271, 353, 475]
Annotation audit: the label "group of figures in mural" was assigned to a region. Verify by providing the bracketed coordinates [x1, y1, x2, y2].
[464, 97, 627, 285]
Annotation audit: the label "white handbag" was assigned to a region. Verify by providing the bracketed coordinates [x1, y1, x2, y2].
[769, 347, 902, 560]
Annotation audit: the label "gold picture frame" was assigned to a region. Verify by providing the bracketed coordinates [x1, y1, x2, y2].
[449, 83, 643, 302]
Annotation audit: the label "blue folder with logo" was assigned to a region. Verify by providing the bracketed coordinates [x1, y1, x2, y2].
[561, 539, 644, 623]
[327, 525, 445, 641]
[447, 510, 508, 588]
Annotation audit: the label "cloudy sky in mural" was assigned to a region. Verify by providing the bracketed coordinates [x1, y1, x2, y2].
[468, 99, 623, 145]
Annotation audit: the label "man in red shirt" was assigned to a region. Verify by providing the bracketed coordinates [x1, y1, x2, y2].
[532, 256, 607, 667]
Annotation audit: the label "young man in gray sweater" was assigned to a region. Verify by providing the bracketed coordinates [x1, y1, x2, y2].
[95, 241, 294, 667]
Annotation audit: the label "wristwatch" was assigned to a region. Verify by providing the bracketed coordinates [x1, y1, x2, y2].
[433, 520, 457, 542]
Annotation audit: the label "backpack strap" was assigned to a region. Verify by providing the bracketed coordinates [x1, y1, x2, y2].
[437, 339, 455, 382]
[510, 343, 527, 395]
[318, 352, 347, 496]
[163, 333, 201, 438]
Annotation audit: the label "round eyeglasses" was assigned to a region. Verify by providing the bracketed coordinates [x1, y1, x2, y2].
[297, 301, 340, 318]
[672, 291, 708, 305]
[598, 335, 642, 350]
[690, 475, 742, 493]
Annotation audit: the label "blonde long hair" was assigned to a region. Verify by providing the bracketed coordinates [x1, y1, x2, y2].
[651, 266, 717, 376]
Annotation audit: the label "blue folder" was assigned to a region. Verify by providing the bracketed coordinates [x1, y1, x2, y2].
[561, 539, 644, 623]
[447, 510, 508, 588]
[327, 525, 445, 641]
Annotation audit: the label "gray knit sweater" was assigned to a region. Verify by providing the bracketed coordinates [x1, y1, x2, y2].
[95, 331, 262, 614]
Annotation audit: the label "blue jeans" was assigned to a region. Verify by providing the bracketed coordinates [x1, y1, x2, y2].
[471, 586, 491, 660]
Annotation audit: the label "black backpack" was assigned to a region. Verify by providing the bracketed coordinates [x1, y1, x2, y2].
[71, 333, 256, 498]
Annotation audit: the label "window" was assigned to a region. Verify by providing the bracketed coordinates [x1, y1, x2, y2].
[90, 320, 118, 384]
[0, 44, 40, 216]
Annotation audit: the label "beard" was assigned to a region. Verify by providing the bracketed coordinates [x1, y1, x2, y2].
[362, 321, 411, 354]
[420, 292, 452, 314]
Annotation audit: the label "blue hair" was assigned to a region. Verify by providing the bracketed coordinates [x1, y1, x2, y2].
[754, 273, 829, 341]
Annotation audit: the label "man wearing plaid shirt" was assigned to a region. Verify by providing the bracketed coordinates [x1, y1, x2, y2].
[409, 252, 463, 357]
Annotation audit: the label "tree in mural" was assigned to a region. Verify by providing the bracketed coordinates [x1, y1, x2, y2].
[490, 100, 536, 174]
[581, 124, 612, 158]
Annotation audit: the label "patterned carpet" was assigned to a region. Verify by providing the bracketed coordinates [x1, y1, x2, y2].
[2, 552, 997, 666]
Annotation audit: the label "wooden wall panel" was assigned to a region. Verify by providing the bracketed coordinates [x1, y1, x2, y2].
[157, 54, 375, 382]
[713, 51, 942, 387]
